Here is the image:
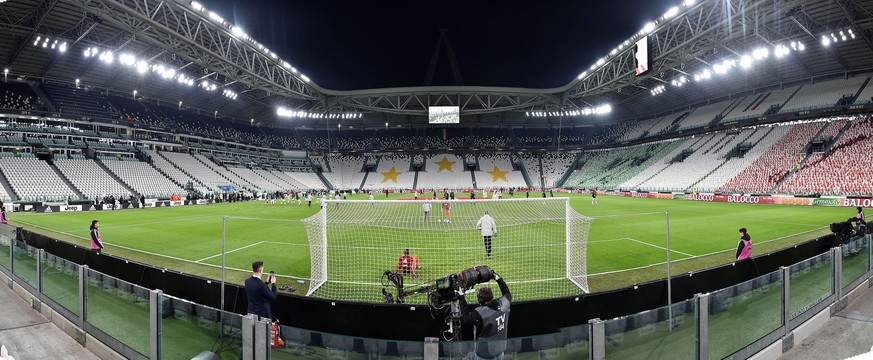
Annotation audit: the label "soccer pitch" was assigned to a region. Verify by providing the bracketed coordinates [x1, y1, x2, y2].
[8, 193, 849, 302]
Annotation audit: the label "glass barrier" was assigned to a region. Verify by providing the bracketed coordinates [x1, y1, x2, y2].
[438, 331, 578, 360]
[11, 240, 38, 288]
[39, 251, 80, 316]
[708, 269, 783, 359]
[159, 293, 243, 360]
[841, 236, 870, 290]
[85, 268, 151, 358]
[788, 251, 833, 319]
[604, 298, 696, 360]
[270, 325, 426, 359]
[0, 231, 10, 271]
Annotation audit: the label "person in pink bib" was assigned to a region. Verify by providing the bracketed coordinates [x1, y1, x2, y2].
[736, 228, 752, 261]
[89, 220, 104, 252]
[0, 207, 7, 224]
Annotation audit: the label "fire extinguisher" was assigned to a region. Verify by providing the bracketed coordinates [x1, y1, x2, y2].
[270, 321, 284, 349]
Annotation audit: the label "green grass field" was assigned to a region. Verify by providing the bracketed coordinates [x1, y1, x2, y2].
[6, 193, 851, 302]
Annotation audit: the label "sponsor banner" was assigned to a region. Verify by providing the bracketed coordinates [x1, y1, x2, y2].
[631, 192, 650, 198]
[726, 195, 762, 204]
[686, 193, 716, 202]
[142, 202, 155, 208]
[841, 198, 873, 208]
[59, 205, 82, 212]
[170, 201, 184, 207]
[653, 193, 673, 199]
[772, 197, 813, 206]
[672, 194, 686, 200]
[196, 199, 210, 205]
[812, 197, 842, 207]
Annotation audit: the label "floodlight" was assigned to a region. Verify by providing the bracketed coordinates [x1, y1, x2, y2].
[577, 71, 587, 79]
[191, 1, 203, 11]
[642, 22, 656, 34]
[683, 0, 695, 6]
[301, 75, 310, 82]
[231, 26, 245, 37]
[135, 61, 149, 73]
[752, 47, 769, 59]
[59, 42, 67, 52]
[821, 35, 831, 46]
[596, 58, 605, 66]
[282, 61, 291, 69]
[739, 55, 752, 68]
[664, 7, 679, 19]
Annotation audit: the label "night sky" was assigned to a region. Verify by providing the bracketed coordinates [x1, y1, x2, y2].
[203, 0, 678, 90]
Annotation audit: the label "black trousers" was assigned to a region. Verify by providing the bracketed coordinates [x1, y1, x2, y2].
[483, 236, 492, 256]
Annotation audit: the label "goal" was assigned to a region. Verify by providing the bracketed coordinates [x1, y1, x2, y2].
[302, 197, 593, 303]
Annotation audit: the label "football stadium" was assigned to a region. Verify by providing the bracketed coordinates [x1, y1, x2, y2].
[0, 0, 872, 359]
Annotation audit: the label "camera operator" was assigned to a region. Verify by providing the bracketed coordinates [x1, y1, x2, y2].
[846, 219, 867, 256]
[457, 269, 511, 360]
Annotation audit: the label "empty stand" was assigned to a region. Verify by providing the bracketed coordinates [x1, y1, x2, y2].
[321, 155, 366, 189]
[0, 156, 78, 201]
[54, 158, 132, 200]
[100, 158, 185, 198]
[362, 155, 414, 190]
[474, 153, 527, 188]
[780, 78, 867, 112]
[416, 154, 473, 190]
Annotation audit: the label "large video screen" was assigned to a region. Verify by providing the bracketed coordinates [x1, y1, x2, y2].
[429, 106, 460, 124]
[634, 36, 650, 76]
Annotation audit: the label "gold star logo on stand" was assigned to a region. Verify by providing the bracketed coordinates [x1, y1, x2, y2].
[487, 166, 509, 182]
[381, 167, 401, 183]
[435, 156, 456, 173]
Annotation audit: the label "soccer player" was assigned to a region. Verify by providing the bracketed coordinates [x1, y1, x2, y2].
[476, 211, 498, 258]
[89, 220, 104, 253]
[591, 190, 598, 205]
[306, 193, 313, 208]
[414, 191, 418, 200]
[736, 228, 752, 260]
[422, 202, 432, 223]
[442, 201, 452, 223]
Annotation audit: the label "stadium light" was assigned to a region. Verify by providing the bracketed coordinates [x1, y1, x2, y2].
[821, 35, 831, 47]
[3, 68, 7, 82]
[642, 22, 656, 34]
[663, 7, 679, 19]
[59, 42, 67, 52]
[231, 26, 246, 38]
[752, 47, 769, 60]
[683, 0, 695, 6]
[301, 75, 310, 82]
[739, 55, 753, 68]
[190, 1, 203, 11]
[577, 71, 587, 80]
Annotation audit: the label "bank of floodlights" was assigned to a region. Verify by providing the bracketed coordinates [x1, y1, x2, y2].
[277, 107, 363, 119]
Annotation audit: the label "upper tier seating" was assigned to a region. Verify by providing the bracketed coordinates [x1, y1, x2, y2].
[321, 155, 367, 189]
[780, 78, 867, 112]
[40, 83, 116, 119]
[280, 171, 327, 190]
[0, 82, 39, 110]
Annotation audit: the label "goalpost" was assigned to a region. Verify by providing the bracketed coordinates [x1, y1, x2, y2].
[302, 197, 593, 303]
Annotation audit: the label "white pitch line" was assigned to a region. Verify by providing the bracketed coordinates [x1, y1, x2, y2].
[589, 226, 828, 276]
[591, 212, 663, 219]
[195, 241, 266, 263]
[626, 238, 695, 257]
[588, 238, 633, 243]
[11, 219, 311, 280]
[61, 214, 223, 232]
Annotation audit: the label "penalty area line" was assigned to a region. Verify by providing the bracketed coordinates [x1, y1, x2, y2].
[195, 241, 266, 263]
[626, 238, 695, 257]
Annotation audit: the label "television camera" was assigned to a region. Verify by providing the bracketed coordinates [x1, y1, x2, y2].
[381, 265, 495, 340]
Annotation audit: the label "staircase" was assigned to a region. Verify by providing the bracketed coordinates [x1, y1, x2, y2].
[46, 159, 86, 200]
[514, 154, 534, 188]
[412, 171, 419, 190]
[850, 77, 871, 104]
[555, 153, 584, 188]
[0, 169, 18, 201]
[28, 83, 57, 112]
[470, 170, 478, 189]
[538, 155, 546, 189]
[315, 171, 334, 190]
[92, 158, 140, 197]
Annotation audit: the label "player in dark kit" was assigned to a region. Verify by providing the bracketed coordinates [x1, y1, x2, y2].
[591, 190, 598, 205]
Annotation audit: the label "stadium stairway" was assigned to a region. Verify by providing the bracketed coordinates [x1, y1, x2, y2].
[555, 153, 583, 188]
[0, 168, 18, 201]
[851, 77, 871, 104]
[768, 122, 832, 193]
[358, 156, 375, 190]
[94, 158, 141, 197]
[46, 159, 86, 200]
[27, 83, 57, 112]
[191, 154, 245, 189]
[537, 154, 546, 189]
[688, 127, 768, 191]
[514, 153, 534, 188]
[315, 170, 334, 190]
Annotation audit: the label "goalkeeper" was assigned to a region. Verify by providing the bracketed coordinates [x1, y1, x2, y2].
[476, 211, 497, 259]
[457, 268, 511, 360]
[396, 249, 418, 277]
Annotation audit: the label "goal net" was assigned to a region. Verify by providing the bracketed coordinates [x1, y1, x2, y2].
[302, 197, 593, 303]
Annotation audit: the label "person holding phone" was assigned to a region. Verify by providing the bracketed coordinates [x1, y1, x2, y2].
[245, 261, 278, 321]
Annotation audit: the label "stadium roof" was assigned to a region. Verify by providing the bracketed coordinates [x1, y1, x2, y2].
[1, 0, 872, 128]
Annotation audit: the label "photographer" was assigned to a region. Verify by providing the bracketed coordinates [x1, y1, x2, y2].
[245, 261, 278, 321]
[457, 269, 511, 360]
